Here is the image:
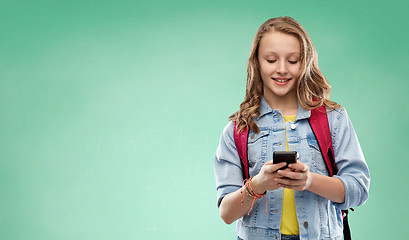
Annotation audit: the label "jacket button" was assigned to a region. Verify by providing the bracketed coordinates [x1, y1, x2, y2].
[290, 124, 296, 130]
[303, 221, 309, 228]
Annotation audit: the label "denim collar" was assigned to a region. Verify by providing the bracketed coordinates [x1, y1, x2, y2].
[257, 96, 311, 121]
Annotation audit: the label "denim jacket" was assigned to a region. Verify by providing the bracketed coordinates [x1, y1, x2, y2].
[214, 98, 370, 240]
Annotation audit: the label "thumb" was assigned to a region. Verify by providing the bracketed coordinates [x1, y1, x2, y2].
[270, 162, 287, 172]
[264, 160, 274, 165]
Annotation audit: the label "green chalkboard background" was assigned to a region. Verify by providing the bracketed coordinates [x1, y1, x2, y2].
[1, 0, 408, 239]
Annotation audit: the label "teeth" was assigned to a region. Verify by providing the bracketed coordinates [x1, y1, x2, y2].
[274, 78, 289, 82]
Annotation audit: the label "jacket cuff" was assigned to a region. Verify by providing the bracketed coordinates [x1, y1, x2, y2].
[217, 185, 241, 207]
[332, 175, 369, 210]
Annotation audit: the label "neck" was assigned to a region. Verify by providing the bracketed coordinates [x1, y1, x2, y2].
[263, 91, 298, 116]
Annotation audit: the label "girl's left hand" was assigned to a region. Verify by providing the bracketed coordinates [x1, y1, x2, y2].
[275, 161, 312, 191]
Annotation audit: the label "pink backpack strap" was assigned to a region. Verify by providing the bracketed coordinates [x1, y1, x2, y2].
[309, 106, 337, 176]
[310, 107, 352, 237]
[233, 122, 250, 179]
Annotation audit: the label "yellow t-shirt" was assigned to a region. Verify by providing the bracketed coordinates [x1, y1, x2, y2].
[280, 115, 299, 235]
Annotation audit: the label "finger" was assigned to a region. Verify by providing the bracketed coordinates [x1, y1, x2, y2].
[277, 183, 295, 189]
[270, 162, 287, 172]
[275, 177, 302, 187]
[288, 161, 308, 172]
[281, 168, 293, 173]
[277, 169, 291, 178]
[277, 183, 304, 191]
[277, 170, 305, 180]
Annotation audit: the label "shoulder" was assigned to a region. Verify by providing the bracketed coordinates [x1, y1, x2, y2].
[327, 106, 346, 116]
[326, 107, 349, 123]
[218, 121, 236, 146]
[215, 121, 241, 165]
[326, 107, 356, 139]
[221, 121, 235, 136]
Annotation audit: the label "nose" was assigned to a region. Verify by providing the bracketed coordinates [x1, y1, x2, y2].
[276, 61, 288, 74]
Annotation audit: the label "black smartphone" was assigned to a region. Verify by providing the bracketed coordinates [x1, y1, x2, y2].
[273, 151, 297, 170]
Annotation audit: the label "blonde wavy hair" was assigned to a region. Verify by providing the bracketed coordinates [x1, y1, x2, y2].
[230, 16, 340, 133]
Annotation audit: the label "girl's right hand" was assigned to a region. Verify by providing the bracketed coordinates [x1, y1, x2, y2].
[251, 160, 289, 194]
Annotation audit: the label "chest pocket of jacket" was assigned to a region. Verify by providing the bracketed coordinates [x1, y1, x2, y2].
[247, 130, 269, 169]
[307, 138, 329, 175]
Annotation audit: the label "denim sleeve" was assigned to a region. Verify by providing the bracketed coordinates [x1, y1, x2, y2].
[330, 108, 370, 210]
[214, 121, 244, 207]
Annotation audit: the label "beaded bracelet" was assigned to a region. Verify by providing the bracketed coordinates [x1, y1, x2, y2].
[240, 177, 268, 215]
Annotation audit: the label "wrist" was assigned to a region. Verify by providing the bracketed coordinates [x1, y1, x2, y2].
[250, 175, 266, 195]
[241, 176, 269, 215]
[305, 172, 316, 192]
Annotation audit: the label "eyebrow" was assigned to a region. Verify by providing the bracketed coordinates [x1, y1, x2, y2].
[262, 51, 300, 57]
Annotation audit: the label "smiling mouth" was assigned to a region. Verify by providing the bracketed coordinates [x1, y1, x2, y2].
[272, 78, 291, 82]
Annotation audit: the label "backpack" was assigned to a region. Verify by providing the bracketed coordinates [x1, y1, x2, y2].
[233, 106, 352, 240]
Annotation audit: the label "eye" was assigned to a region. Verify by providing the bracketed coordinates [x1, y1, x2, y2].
[289, 60, 298, 64]
[267, 59, 276, 63]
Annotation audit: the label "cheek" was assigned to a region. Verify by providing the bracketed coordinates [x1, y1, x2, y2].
[260, 63, 274, 75]
[290, 64, 301, 76]
[259, 64, 270, 78]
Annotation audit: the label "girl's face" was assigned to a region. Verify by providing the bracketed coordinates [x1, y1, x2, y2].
[258, 31, 301, 103]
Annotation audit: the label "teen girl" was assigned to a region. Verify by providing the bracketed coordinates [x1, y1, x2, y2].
[214, 17, 370, 240]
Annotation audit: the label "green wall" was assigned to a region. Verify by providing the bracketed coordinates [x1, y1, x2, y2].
[1, 0, 408, 239]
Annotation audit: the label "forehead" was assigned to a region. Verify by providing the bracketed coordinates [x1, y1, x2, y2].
[258, 31, 300, 56]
